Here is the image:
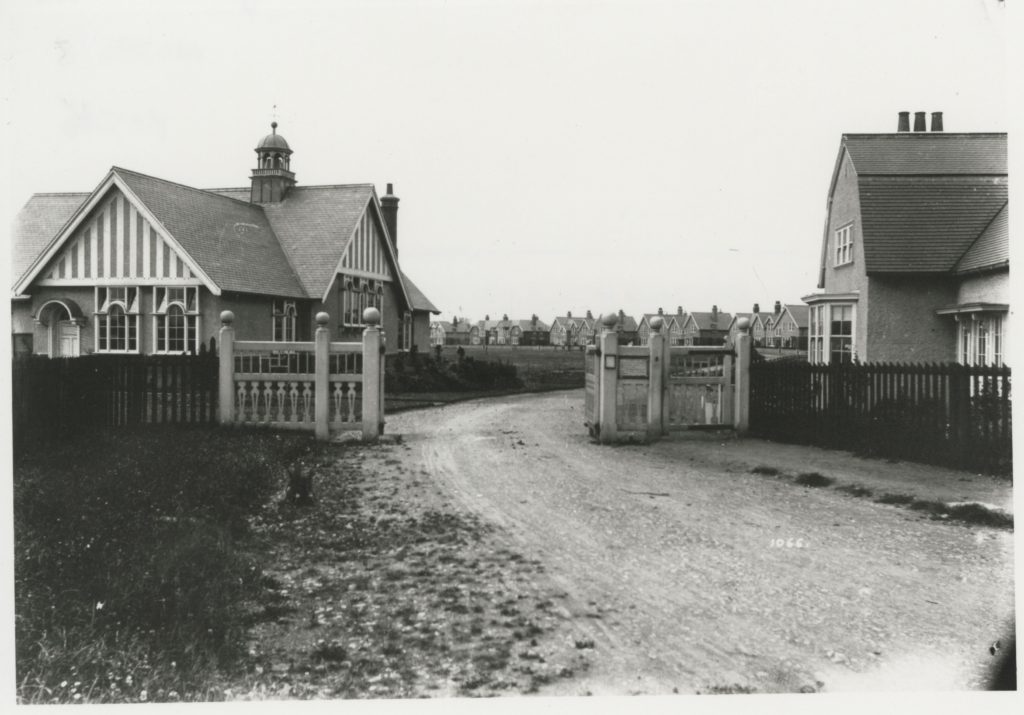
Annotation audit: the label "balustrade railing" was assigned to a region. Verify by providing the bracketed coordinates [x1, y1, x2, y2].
[218, 309, 383, 441]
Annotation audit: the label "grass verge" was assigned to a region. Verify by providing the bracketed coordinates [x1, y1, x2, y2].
[14, 427, 320, 704]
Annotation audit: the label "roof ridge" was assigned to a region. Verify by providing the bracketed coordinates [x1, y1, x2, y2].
[842, 132, 1008, 138]
[113, 167, 258, 208]
[30, 192, 91, 197]
[203, 183, 376, 192]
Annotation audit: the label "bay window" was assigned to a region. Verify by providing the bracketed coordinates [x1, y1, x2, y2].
[807, 302, 856, 364]
[958, 314, 1004, 366]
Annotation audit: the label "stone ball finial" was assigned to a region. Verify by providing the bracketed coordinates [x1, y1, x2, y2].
[650, 316, 664, 332]
[220, 310, 235, 325]
[362, 307, 381, 326]
[315, 312, 330, 326]
[737, 317, 751, 332]
[601, 311, 619, 328]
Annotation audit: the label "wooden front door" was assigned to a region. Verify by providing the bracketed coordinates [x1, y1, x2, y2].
[58, 321, 80, 357]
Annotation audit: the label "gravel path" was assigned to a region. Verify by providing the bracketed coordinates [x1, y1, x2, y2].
[386, 390, 1015, 694]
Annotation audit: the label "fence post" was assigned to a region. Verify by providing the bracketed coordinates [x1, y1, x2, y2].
[733, 317, 751, 433]
[218, 311, 235, 425]
[598, 312, 620, 444]
[647, 316, 665, 440]
[314, 312, 331, 440]
[362, 307, 383, 441]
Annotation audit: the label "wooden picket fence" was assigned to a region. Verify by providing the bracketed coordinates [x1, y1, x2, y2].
[12, 350, 219, 446]
[749, 360, 1012, 475]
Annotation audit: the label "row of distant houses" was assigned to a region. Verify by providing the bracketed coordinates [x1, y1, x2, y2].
[430, 303, 809, 349]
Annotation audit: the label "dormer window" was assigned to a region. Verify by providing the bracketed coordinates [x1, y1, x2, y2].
[834, 223, 854, 266]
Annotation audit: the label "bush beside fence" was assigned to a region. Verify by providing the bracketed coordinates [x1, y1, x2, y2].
[749, 360, 1011, 475]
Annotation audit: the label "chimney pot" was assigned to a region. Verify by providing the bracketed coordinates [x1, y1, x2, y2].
[913, 111, 926, 132]
[380, 183, 400, 255]
[930, 111, 944, 132]
[897, 111, 910, 132]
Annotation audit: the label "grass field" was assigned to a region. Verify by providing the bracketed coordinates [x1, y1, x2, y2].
[433, 345, 586, 391]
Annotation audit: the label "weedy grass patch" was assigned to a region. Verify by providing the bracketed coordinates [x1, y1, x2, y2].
[14, 427, 322, 704]
[794, 472, 834, 488]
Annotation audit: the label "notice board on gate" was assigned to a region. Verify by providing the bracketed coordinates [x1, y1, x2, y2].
[618, 356, 649, 379]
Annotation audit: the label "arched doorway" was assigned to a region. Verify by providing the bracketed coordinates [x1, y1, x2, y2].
[36, 300, 83, 357]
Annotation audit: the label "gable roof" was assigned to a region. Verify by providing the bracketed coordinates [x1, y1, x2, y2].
[780, 304, 809, 328]
[956, 202, 1009, 274]
[842, 133, 1007, 175]
[685, 311, 733, 331]
[821, 133, 1008, 280]
[116, 168, 306, 297]
[400, 271, 440, 313]
[13, 169, 434, 314]
[858, 175, 1007, 273]
[11, 192, 89, 282]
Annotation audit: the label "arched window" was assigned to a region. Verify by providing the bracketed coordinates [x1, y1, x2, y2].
[154, 286, 199, 353]
[273, 300, 298, 342]
[96, 286, 140, 352]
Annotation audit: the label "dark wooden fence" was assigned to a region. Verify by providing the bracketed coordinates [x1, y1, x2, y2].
[749, 361, 1012, 475]
[12, 352, 219, 445]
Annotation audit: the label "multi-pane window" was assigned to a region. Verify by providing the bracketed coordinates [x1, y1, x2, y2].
[96, 286, 140, 352]
[273, 299, 297, 341]
[808, 303, 855, 364]
[834, 223, 854, 266]
[340, 276, 384, 327]
[958, 315, 1005, 366]
[808, 306, 824, 364]
[154, 286, 199, 353]
[829, 305, 854, 364]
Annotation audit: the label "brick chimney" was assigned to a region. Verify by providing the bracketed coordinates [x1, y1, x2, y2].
[930, 111, 944, 132]
[913, 112, 926, 132]
[711, 305, 718, 327]
[380, 183, 400, 257]
[753, 303, 760, 314]
[774, 300, 781, 314]
[897, 111, 910, 132]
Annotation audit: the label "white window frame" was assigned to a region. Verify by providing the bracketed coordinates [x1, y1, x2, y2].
[834, 223, 854, 267]
[808, 302, 856, 365]
[273, 299, 298, 342]
[95, 286, 141, 353]
[958, 314, 1005, 367]
[153, 286, 200, 354]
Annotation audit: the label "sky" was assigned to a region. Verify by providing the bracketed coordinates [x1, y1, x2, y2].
[0, 0, 1010, 325]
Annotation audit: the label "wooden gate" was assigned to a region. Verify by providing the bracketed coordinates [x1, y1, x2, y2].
[665, 346, 734, 429]
[585, 314, 752, 443]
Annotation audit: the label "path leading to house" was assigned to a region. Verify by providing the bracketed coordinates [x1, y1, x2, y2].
[386, 390, 1015, 694]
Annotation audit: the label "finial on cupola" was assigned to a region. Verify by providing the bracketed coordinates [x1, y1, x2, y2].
[250, 119, 295, 204]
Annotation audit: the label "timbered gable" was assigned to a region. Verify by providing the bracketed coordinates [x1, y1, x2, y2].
[35, 187, 200, 287]
[339, 200, 392, 280]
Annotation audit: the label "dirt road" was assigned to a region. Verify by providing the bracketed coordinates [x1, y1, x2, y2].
[387, 390, 1015, 694]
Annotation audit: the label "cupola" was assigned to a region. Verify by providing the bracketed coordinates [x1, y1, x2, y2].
[250, 122, 296, 203]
